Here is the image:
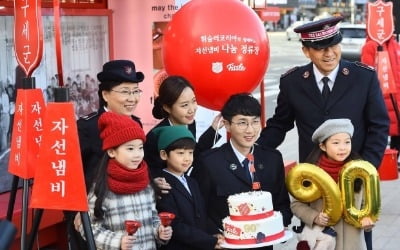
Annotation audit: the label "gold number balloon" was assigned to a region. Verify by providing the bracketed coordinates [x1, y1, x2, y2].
[286, 163, 343, 225]
[339, 160, 381, 228]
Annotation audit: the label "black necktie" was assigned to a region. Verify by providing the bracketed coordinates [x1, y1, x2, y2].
[242, 158, 252, 183]
[321, 77, 330, 103]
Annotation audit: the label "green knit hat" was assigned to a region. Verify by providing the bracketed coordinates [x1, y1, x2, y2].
[152, 125, 195, 151]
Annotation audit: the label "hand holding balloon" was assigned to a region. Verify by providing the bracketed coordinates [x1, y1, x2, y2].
[360, 217, 375, 231]
[313, 212, 330, 226]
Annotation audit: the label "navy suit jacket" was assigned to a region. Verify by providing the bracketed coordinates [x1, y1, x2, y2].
[258, 60, 389, 167]
[156, 171, 218, 250]
[191, 143, 293, 233]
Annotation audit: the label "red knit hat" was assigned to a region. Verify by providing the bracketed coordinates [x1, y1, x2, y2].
[98, 112, 146, 150]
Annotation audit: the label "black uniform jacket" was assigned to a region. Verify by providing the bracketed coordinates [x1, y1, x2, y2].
[258, 60, 389, 167]
[156, 171, 218, 250]
[191, 143, 293, 233]
[77, 107, 142, 190]
[144, 118, 220, 178]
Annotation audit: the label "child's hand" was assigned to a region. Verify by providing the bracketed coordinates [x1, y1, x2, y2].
[360, 217, 375, 231]
[158, 225, 173, 241]
[121, 235, 136, 250]
[214, 233, 225, 249]
[313, 212, 330, 226]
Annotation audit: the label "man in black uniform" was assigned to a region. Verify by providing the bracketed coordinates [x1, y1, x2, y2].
[257, 17, 389, 250]
[69, 60, 144, 249]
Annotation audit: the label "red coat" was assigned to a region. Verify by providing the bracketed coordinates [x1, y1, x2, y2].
[361, 37, 400, 135]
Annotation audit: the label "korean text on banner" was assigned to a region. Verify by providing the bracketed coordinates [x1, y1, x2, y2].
[8, 89, 46, 179]
[30, 103, 88, 211]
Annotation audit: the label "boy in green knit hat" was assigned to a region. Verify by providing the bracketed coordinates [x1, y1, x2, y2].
[153, 125, 224, 250]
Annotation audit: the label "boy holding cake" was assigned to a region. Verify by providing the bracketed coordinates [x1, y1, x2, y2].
[154, 125, 225, 250]
[192, 93, 293, 249]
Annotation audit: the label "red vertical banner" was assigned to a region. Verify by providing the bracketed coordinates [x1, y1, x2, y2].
[30, 103, 88, 211]
[367, 0, 394, 46]
[376, 50, 397, 94]
[14, 0, 43, 77]
[8, 89, 46, 179]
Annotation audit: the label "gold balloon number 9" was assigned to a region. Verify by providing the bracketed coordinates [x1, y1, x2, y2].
[286, 160, 381, 228]
[286, 163, 343, 225]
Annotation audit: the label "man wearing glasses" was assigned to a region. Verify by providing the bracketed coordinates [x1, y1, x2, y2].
[192, 93, 292, 250]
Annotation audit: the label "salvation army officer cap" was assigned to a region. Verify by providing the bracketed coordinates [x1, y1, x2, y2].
[97, 60, 144, 83]
[294, 16, 344, 49]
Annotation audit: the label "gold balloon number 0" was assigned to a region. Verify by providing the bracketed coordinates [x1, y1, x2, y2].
[286, 160, 380, 228]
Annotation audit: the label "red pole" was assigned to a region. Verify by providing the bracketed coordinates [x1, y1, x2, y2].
[54, 0, 64, 87]
[260, 79, 266, 128]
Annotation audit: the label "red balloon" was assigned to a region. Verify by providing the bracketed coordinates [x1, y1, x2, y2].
[163, 0, 270, 110]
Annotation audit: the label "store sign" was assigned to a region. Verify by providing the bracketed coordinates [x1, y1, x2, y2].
[257, 7, 281, 22]
[367, 0, 394, 45]
[14, 0, 43, 76]
[267, 0, 287, 4]
[151, 0, 183, 22]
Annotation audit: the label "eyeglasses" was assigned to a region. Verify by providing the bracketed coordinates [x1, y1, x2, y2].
[230, 120, 261, 130]
[111, 89, 143, 97]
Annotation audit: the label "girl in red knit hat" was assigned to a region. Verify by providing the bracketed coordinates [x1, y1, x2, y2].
[76, 111, 172, 250]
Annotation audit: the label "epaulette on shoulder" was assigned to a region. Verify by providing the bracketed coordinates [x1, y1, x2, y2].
[80, 111, 98, 120]
[355, 61, 375, 71]
[281, 66, 299, 78]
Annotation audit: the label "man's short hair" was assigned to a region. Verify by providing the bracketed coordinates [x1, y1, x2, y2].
[221, 93, 261, 121]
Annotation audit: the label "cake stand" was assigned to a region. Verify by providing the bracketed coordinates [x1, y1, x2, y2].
[220, 230, 293, 249]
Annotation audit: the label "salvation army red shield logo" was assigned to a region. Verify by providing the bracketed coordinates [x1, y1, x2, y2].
[367, 0, 394, 45]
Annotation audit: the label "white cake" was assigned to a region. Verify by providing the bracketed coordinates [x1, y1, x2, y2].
[222, 191, 285, 245]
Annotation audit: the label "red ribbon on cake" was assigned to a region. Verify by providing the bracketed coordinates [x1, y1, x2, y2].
[229, 210, 274, 221]
[225, 230, 285, 245]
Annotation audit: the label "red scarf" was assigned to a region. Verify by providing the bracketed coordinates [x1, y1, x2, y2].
[317, 154, 344, 182]
[107, 159, 150, 194]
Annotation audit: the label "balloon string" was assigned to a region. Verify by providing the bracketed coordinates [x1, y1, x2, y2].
[213, 116, 223, 146]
